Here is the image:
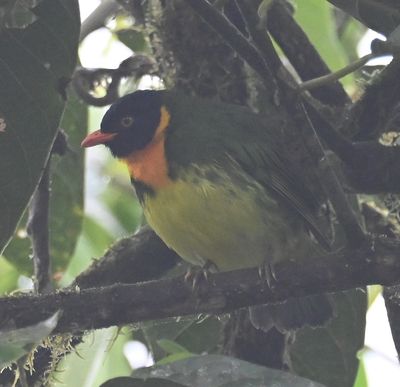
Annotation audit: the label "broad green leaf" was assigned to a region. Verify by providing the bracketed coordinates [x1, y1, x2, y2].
[0, 0, 80, 253]
[116, 29, 148, 53]
[49, 89, 86, 272]
[156, 339, 190, 356]
[0, 344, 25, 369]
[60, 216, 115, 285]
[0, 311, 59, 368]
[0, 0, 39, 28]
[101, 376, 185, 387]
[0, 257, 19, 294]
[368, 285, 382, 307]
[353, 359, 368, 387]
[54, 328, 131, 387]
[101, 183, 143, 234]
[290, 289, 367, 387]
[2, 212, 31, 273]
[156, 352, 195, 366]
[294, 0, 348, 71]
[3, 89, 86, 274]
[142, 317, 220, 362]
[338, 18, 367, 62]
[173, 316, 221, 355]
[142, 318, 197, 361]
[132, 355, 326, 387]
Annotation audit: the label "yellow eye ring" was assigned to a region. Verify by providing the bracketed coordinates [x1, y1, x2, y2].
[121, 116, 134, 127]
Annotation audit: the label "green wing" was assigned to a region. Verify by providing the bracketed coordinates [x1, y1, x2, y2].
[232, 140, 332, 250]
[164, 91, 331, 249]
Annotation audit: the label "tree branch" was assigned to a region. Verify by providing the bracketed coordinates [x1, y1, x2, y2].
[0, 227, 179, 386]
[267, 0, 350, 106]
[74, 226, 180, 289]
[234, 0, 282, 76]
[72, 55, 155, 107]
[341, 58, 400, 140]
[79, 0, 120, 42]
[27, 161, 52, 294]
[2, 234, 400, 335]
[383, 286, 400, 356]
[183, 0, 279, 103]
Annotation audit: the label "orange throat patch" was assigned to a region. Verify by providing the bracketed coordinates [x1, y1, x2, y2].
[121, 106, 172, 190]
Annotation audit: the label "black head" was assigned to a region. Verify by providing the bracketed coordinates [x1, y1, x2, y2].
[82, 90, 164, 158]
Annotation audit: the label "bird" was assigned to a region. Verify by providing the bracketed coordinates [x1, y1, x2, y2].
[81, 89, 333, 332]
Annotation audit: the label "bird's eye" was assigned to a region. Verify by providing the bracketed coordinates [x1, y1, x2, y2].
[121, 116, 134, 127]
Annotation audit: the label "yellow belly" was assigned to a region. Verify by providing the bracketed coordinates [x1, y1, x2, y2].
[142, 167, 295, 271]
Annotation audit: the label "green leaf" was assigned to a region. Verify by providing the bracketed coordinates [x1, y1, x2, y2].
[101, 376, 185, 387]
[294, 0, 348, 71]
[156, 339, 190, 356]
[353, 358, 368, 387]
[60, 216, 115, 285]
[48, 89, 86, 272]
[101, 183, 143, 234]
[132, 355, 326, 387]
[338, 18, 367, 62]
[0, 0, 80, 253]
[142, 318, 196, 361]
[2, 212, 31, 273]
[0, 0, 39, 28]
[0, 257, 19, 294]
[142, 316, 221, 362]
[290, 289, 367, 387]
[156, 352, 195, 366]
[3, 89, 86, 274]
[173, 316, 221, 355]
[53, 328, 131, 387]
[0, 311, 59, 368]
[0, 344, 26, 368]
[116, 29, 147, 52]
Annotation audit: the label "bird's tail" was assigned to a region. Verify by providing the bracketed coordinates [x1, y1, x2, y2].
[249, 294, 333, 333]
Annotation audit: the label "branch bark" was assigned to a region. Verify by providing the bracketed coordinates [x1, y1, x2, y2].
[27, 161, 52, 294]
[1, 234, 399, 335]
[267, 0, 350, 106]
[183, 0, 279, 103]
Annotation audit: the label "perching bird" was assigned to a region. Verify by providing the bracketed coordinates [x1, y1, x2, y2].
[81, 89, 333, 331]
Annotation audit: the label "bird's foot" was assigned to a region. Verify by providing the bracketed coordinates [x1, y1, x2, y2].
[258, 261, 278, 290]
[184, 260, 216, 291]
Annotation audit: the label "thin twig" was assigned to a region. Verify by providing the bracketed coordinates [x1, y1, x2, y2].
[299, 54, 375, 92]
[16, 357, 29, 387]
[72, 55, 155, 106]
[27, 161, 52, 294]
[26, 130, 69, 295]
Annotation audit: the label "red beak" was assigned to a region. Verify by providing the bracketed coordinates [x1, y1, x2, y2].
[81, 130, 117, 148]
